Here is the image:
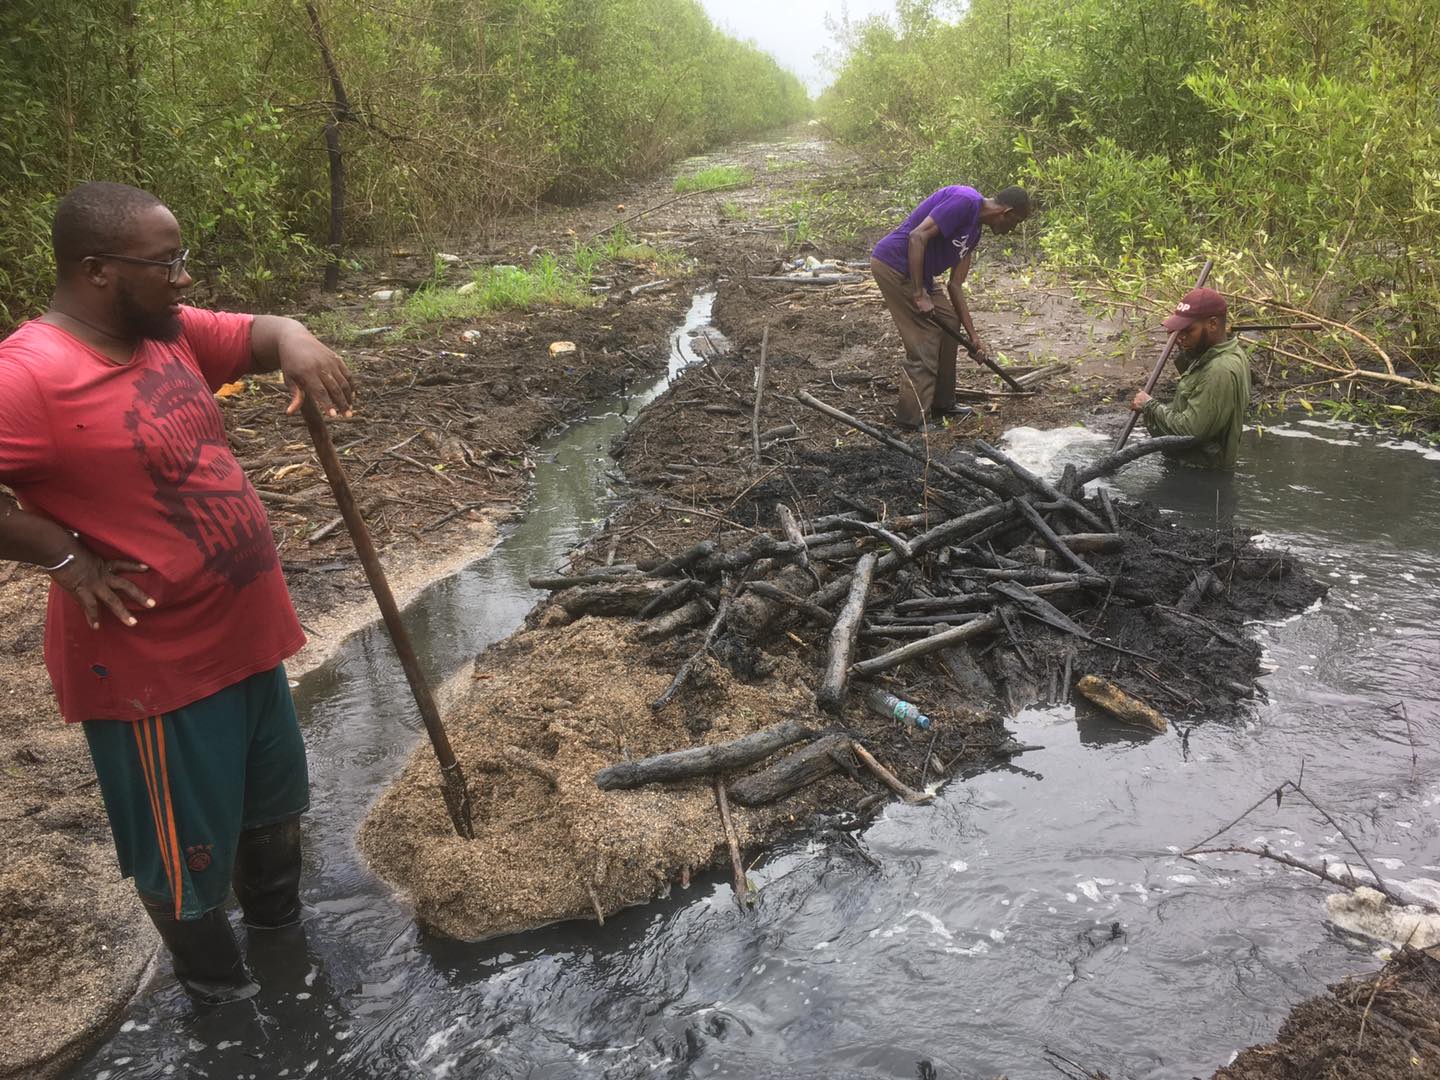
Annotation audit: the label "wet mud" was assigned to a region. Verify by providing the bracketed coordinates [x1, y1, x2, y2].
[1216, 946, 1440, 1079]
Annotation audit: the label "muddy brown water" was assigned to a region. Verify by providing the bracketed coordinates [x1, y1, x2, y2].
[73, 300, 1440, 1079]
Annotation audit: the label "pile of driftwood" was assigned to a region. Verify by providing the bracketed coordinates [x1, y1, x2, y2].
[526, 388, 1240, 845]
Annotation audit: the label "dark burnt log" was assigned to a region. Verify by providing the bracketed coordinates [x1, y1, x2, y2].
[637, 597, 715, 643]
[728, 734, 853, 806]
[556, 579, 669, 616]
[895, 594, 1001, 614]
[807, 540, 870, 562]
[530, 566, 641, 589]
[695, 536, 804, 576]
[973, 440, 1108, 532]
[817, 553, 877, 715]
[1072, 436, 1204, 486]
[859, 625, 958, 640]
[1012, 498, 1100, 577]
[741, 581, 835, 626]
[826, 519, 914, 560]
[637, 577, 704, 619]
[595, 719, 815, 789]
[639, 540, 718, 577]
[730, 563, 822, 638]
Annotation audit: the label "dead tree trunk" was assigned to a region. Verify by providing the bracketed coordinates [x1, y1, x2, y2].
[305, 2, 352, 292]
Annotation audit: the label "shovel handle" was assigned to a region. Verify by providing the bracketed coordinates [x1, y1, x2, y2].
[299, 397, 474, 839]
[1113, 258, 1214, 453]
[926, 313, 1026, 393]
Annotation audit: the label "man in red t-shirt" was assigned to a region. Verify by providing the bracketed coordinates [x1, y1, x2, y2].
[0, 182, 354, 1003]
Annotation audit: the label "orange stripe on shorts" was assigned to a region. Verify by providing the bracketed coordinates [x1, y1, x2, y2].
[133, 719, 176, 910]
[152, 717, 185, 920]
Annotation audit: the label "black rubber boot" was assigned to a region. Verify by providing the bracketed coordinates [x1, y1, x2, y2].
[233, 817, 304, 929]
[141, 896, 260, 1005]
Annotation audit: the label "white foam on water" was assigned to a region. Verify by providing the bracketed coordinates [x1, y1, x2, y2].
[999, 424, 1109, 481]
[1379, 437, 1440, 461]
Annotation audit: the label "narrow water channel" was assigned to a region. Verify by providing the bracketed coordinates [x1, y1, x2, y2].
[78, 333, 1440, 1078]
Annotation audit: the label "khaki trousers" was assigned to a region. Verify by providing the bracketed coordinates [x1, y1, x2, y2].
[871, 257, 959, 427]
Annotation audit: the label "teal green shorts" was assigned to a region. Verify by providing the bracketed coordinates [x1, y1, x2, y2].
[82, 665, 309, 921]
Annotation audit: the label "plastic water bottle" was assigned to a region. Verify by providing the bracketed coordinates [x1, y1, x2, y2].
[865, 688, 931, 730]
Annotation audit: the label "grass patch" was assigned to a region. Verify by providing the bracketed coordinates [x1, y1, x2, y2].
[574, 225, 686, 275]
[402, 255, 593, 325]
[764, 157, 806, 173]
[307, 232, 689, 343]
[673, 165, 753, 193]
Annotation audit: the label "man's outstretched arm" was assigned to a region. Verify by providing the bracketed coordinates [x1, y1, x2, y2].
[250, 315, 356, 417]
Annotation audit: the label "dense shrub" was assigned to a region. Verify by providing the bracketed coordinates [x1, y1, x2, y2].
[822, 0, 1439, 336]
[0, 0, 808, 323]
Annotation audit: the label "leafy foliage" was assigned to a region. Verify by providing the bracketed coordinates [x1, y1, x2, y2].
[0, 0, 808, 324]
[822, 0, 1440, 341]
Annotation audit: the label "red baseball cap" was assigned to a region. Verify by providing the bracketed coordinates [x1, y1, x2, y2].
[1163, 287, 1227, 332]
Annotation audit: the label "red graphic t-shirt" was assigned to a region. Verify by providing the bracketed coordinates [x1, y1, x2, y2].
[0, 307, 305, 722]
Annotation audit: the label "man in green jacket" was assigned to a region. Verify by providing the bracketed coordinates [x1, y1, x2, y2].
[1130, 287, 1251, 469]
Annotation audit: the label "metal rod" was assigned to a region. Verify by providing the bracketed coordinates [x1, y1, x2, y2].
[1113, 259, 1214, 452]
[926, 313, 1026, 392]
[299, 397, 474, 839]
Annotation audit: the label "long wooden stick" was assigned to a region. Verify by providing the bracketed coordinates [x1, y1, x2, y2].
[794, 390, 1007, 499]
[714, 778, 749, 907]
[1113, 258, 1214, 452]
[300, 398, 473, 840]
[817, 553, 876, 715]
[972, 439, 1107, 532]
[751, 325, 769, 469]
[851, 742, 932, 805]
[851, 613, 1003, 677]
[926, 312, 1026, 392]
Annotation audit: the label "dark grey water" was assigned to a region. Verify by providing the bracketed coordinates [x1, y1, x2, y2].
[76, 347, 1440, 1078]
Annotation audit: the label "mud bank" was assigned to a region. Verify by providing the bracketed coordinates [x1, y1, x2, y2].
[1216, 946, 1440, 1079]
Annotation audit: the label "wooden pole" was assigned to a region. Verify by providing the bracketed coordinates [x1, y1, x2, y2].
[299, 398, 474, 839]
[926, 313, 1026, 392]
[817, 552, 877, 715]
[1112, 259, 1213, 452]
[794, 390, 1007, 498]
[751, 325, 769, 469]
[714, 778, 750, 907]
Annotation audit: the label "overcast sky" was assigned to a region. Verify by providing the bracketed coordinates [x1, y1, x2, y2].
[698, 0, 901, 95]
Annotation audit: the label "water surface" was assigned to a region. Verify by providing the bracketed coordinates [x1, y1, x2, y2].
[77, 388, 1440, 1078]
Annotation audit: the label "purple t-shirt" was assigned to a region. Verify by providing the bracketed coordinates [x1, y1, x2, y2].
[871, 186, 983, 290]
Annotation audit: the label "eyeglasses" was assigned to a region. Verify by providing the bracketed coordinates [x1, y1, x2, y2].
[91, 248, 190, 284]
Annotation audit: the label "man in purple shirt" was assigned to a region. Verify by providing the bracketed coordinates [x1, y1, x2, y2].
[870, 185, 1031, 429]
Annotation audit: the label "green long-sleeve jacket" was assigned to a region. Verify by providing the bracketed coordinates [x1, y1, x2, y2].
[1141, 335, 1252, 469]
